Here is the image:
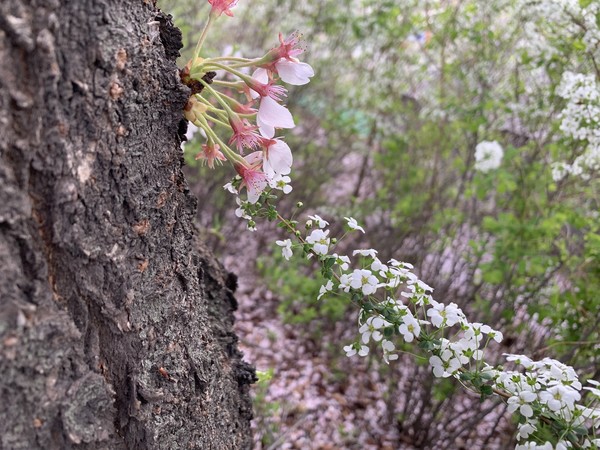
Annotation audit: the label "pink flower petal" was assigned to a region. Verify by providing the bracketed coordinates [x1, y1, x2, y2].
[258, 96, 295, 129]
[264, 140, 292, 175]
[275, 60, 314, 85]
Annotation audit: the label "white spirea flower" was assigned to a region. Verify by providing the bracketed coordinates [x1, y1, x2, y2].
[426, 300, 464, 328]
[516, 422, 537, 441]
[359, 316, 389, 344]
[344, 216, 365, 233]
[306, 229, 330, 255]
[269, 174, 293, 194]
[515, 442, 553, 450]
[223, 182, 238, 194]
[507, 390, 537, 418]
[429, 353, 462, 378]
[398, 313, 421, 343]
[307, 214, 329, 229]
[344, 343, 369, 357]
[350, 269, 379, 295]
[275, 239, 293, 260]
[333, 254, 350, 271]
[474, 140, 504, 172]
[353, 249, 378, 258]
[317, 280, 334, 300]
[553, 71, 600, 180]
[382, 339, 398, 364]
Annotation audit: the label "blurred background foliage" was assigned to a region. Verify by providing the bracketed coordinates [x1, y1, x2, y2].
[160, 0, 599, 448]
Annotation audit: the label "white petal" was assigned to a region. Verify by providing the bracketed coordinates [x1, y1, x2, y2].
[245, 151, 263, 166]
[520, 404, 534, 418]
[257, 115, 276, 138]
[266, 140, 293, 175]
[276, 60, 314, 85]
[247, 177, 267, 204]
[258, 96, 295, 129]
[250, 68, 269, 99]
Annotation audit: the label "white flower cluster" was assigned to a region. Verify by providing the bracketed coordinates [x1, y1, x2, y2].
[557, 72, 600, 142]
[516, 0, 600, 182]
[517, 0, 599, 55]
[299, 217, 505, 374]
[474, 140, 504, 172]
[553, 72, 600, 181]
[296, 216, 600, 449]
[497, 355, 600, 450]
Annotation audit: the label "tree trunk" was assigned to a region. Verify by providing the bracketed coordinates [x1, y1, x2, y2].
[0, 1, 255, 449]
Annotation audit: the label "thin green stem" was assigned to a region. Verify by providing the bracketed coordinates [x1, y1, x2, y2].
[193, 15, 214, 61]
[197, 78, 236, 116]
[212, 80, 244, 88]
[193, 61, 250, 82]
[206, 56, 261, 65]
[195, 95, 229, 122]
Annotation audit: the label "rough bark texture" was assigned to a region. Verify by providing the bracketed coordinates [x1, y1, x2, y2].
[0, 0, 255, 448]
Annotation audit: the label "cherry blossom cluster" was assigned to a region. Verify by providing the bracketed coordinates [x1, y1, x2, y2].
[264, 212, 600, 449]
[182, 0, 313, 209]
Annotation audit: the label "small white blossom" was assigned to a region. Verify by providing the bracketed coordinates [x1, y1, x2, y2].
[317, 280, 334, 300]
[474, 140, 504, 172]
[359, 316, 389, 344]
[515, 442, 553, 450]
[269, 174, 292, 194]
[353, 248, 378, 258]
[333, 254, 350, 271]
[382, 339, 398, 364]
[426, 301, 463, 328]
[344, 343, 369, 357]
[429, 353, 462, 378]
[370, 257, 388, 274]
[505, 354, 535, 370]
[538, 385, 580, 413]
[507, 390, 537, 418]
[516, 422, 537, 441]
[398, 313, 421, 343]
[307, 214, 329, 228]
[344, 217, 365, 233]
[275, 239, 293, 260]
[306, 229, 330, 255]
[223, 182, 238, 194]
[349, 269, 379, 296]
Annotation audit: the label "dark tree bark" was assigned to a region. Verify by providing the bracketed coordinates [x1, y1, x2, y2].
[0, 1, 255, 448]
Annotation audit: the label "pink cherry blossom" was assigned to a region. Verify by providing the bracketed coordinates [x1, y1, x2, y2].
[274, 32, 305, 61]
[228, 115, 261, 153]
[208, 0, 238, 17]
[259, 33, 315, 86]
[234, 152, 268, 204]
[246, 75, 287, 101]
[248, 69, 295, 134]
[196, 142, 226, 169]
